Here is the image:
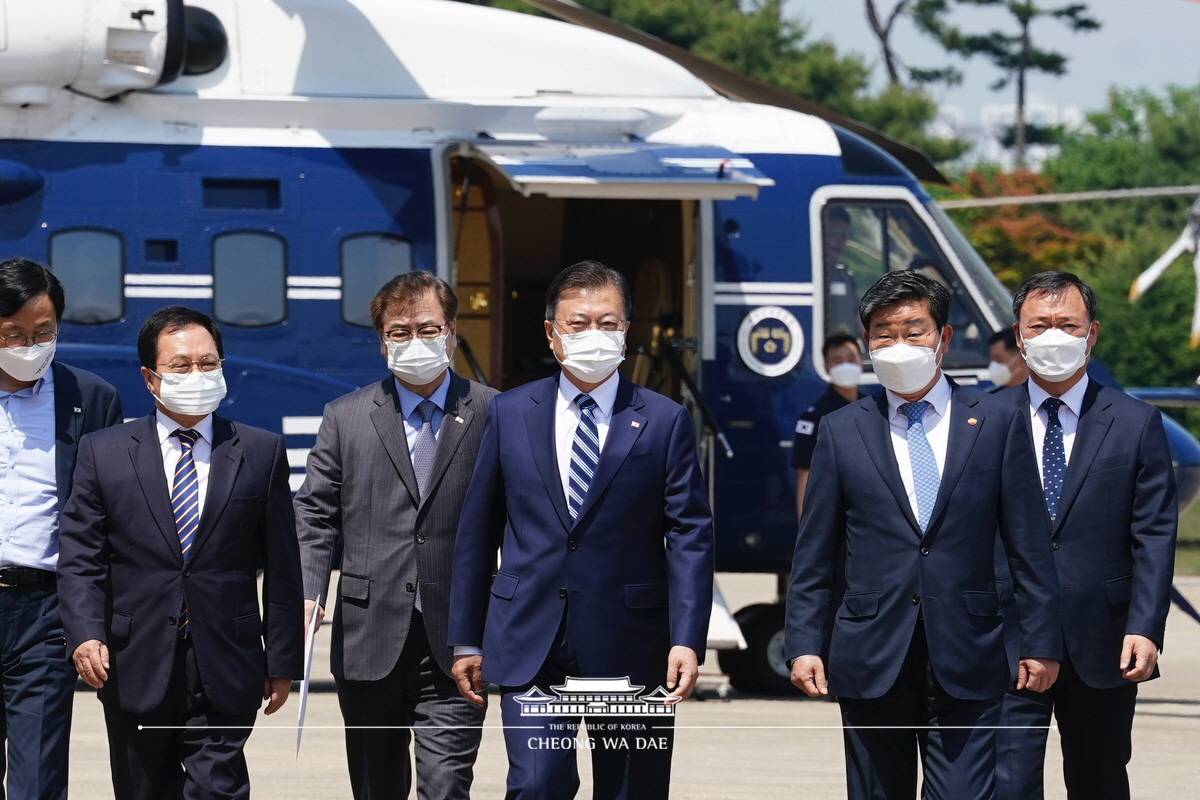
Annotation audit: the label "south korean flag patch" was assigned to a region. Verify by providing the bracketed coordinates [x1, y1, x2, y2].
[795, 419, 815, 436]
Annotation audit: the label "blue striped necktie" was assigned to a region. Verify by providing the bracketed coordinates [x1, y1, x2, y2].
[567, 394, 599, 520]
[412, 399, 437, 496]
[171, 428, 201, 635]
[900, 401, 939, 532]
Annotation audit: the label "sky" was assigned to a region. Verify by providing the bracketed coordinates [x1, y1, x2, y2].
[784, 0, 1200, 127]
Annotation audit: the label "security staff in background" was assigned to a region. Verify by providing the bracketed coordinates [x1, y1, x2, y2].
[996, 271, 1177, 800]
[792, 332, 867, 519]
[295, 271, 496, 800]
[0, 257, 122, 800]
[987, 328, 1028, 391]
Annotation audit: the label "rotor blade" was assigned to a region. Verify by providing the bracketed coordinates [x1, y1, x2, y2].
[517, 0, 948, 185]
[1131, 227, 1193, 301]
[941, 184, 1200, 209]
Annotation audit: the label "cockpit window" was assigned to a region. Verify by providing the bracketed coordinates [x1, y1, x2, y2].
[820, 200, 990, 369]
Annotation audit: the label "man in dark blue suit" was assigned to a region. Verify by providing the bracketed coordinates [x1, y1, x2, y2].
[449, 260, 714, 800]
[786, 270, 1062, 800]
[0, 257, 122, 800]
[996, 271, 1177, 800]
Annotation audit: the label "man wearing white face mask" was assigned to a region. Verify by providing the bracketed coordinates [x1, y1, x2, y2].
[995, 271, 1177, 800]
[792, 332, 870, 519]
[58, 305, 303, 800]
[987, 329, 1029, 391]
[0, 257, 122, 800]
[295, 271, 496, 800]
[450, 260, 714, 800]
[786, 270, 1061, 800]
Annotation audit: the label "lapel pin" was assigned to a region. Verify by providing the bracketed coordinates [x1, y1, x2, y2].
[631, 420, 640, 428]
[967, 417, 978, 426]
[455, 416, 464, 424]
[73, 407, 82, 414]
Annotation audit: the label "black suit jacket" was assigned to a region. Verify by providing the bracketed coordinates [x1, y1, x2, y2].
[786, 380, 1061, 701]
[57, 414, 304, 716]
[997, 380, 1177, 688]
[51, 362, 123, 510]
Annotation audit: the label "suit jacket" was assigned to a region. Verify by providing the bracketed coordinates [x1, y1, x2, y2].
[295, 371, 498, 681]
[997, 380, 1177, 689]
[785, 380, 1062, 701]
[57, 414, 304, 716]
[448, 372, 715, 689]
[51, 362, 123, 510]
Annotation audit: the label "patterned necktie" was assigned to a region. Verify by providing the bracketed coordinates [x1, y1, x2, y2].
[900, 401, 940, 532]
[171, 429, 201, 636]
[1041, 397, 1066, 524]
[412, 400, 437, 497]
[568, 394, 599, 520]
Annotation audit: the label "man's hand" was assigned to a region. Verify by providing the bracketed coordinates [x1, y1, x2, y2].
[1120, 634, 1159, 682]
[73, 640, 110, 689]
[790, 655, 828, 697]
[665, 646, 699, 700]
[1016, 657, 1060, 692]
[263, 677, 292, 715]
[304, 599, 325, 633]
[452, 654, 486, 707]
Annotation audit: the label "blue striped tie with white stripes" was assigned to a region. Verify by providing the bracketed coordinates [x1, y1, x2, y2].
[171, 428, 201, 635]
[567, 394, 599, 520]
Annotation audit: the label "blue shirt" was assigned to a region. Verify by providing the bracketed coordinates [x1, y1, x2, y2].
[0, 369, 58, 570]
[395, 372, 451, 453]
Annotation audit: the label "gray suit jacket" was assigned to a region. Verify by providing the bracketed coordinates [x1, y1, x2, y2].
[295, 371, 497, 681]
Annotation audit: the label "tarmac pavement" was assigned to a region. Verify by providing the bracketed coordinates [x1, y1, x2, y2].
[64, 574, 1200, 799]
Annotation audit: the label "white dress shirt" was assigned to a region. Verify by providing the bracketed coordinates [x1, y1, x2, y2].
[555, 370, 619, 504]
[156, 410, 214, 525]
[1027, 374, 1089, 484]
[0, 369, 58, 570]
[885, 375, 952, 522]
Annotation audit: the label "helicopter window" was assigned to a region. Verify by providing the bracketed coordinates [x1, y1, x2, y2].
[341, 234, 413, 327]
[213, 232, 286, 326]
[820, 201, 988, 369]
[48, 230, 123, 324]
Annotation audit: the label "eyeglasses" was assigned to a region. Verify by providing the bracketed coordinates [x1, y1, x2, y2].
[553, 318, 627, 334]
[382, 324, 448, 343]
[155, 357, 223, 375]
[0, 331, 57, 349]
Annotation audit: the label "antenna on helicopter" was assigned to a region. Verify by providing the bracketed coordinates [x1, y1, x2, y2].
[1130, 194, 1200, 349]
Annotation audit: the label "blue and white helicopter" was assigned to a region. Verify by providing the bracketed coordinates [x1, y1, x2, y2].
[2, 0, 1197, 693]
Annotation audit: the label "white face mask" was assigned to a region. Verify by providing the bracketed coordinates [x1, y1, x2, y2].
[1022, 328, 1089, 383]
[555, 329, 625, 384]
[154, 368, 227, 416]
[386, 333, 451, 385]
[0, 341, 55, 383]
[870, 342, 940, 395]
[987, 359, 1013, 387]
[828, 361, 863, 389]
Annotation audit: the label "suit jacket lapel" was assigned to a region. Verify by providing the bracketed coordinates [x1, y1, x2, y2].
[419, 372, 474, 509]
[925, 387, 983, 539]
[370, 377, 420, 506]
[1055, 380, 1112, 531]
[572, 375, 646, 530]
[189, 415, 243, 563]
[855, 393, 921, 536]
[523, 377, 573, 532]
[129, 415, 182, 564]
[51, 363, 83, 511]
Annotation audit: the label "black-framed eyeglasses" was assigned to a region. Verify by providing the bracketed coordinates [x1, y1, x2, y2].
[382, 324, 448, 343]
[155, 357, 224, 375]
[0, 331, 57, 349]
[553, 318, 627, 334]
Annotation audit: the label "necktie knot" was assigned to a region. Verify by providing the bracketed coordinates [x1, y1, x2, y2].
[576, 393, 597, 416]
[1041, 397, 1063, 426]
[416, 399, 437, 424]
[173, 428, 200, 450]
[900, 401, 930, 427]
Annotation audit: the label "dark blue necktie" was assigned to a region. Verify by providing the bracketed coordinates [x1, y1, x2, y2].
[568, 394, 599, 520]
[171, 429, 201, 635]
[900, 401, 939, 532]
[1041, 397, 1066, 524]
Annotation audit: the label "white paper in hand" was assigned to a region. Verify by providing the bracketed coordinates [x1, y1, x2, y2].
[296, 594, 321, 757]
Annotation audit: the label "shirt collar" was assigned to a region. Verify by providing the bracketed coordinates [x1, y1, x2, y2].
[155, 409, 215, 445]
[395, 371, 451, 419]
[0, 366, 54, 399]
[557, 369, 620, 420]
[885, 373, 951, 420]
[1026, 373, 1089, 418]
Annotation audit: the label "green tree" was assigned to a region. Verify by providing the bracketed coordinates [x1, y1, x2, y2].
[913, 0, 1100, 167]
[864, 0, 962, 87]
